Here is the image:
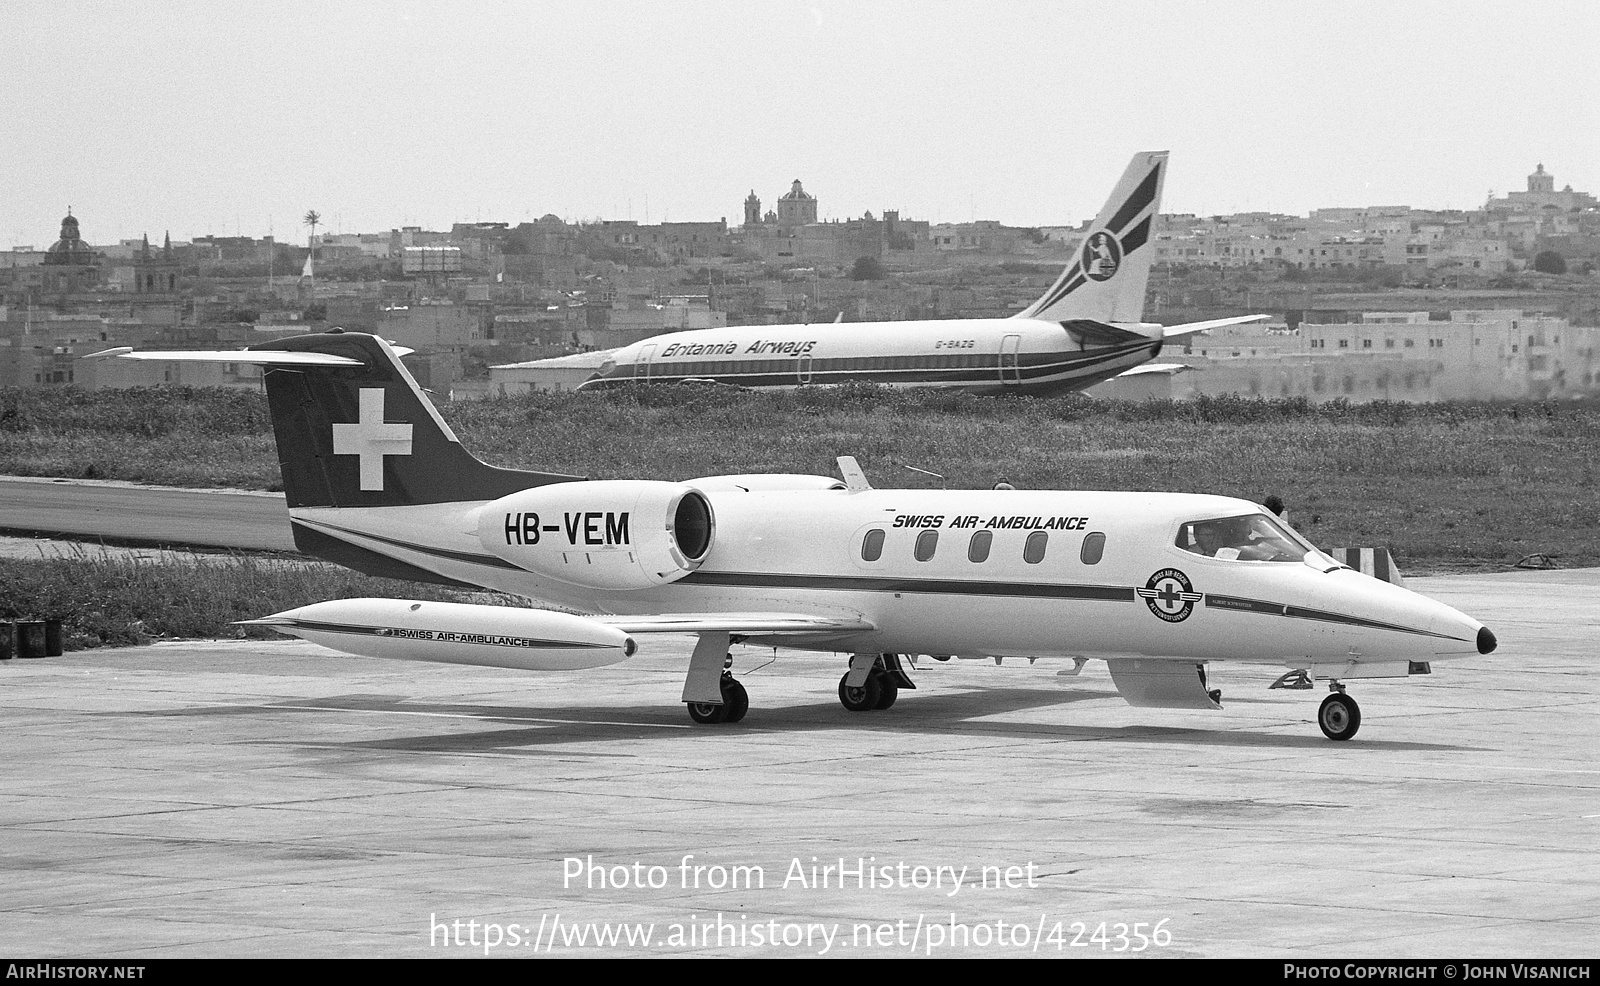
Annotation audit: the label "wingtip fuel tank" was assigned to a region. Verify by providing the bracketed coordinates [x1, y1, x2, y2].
[241, 598, 637, 671]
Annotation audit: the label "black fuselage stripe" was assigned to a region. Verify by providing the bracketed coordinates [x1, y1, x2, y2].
[680, 570, 1135, 601]
[1204, 594, 1457, 640]
[296, 520, 522, 570]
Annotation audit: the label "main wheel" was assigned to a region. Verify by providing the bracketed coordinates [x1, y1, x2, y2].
[722, 676, 749, 724]
[838, 671, 882, 712]
[1318, 693, 1361, 741]
[872, 671, 899, 710]
[687, 700, 729, 725]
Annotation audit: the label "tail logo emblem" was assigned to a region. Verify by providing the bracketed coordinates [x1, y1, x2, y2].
[1082, 231, 1122, 282]
[332, 387, 414, 491]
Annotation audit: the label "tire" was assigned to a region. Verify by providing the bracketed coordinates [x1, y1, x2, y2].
[838, 671, 882, 712]
[873, 672, 899, 710]
[687, 700, 729, 725]
[1318, 693, 1361, 741]
[722, 676, 749, 724]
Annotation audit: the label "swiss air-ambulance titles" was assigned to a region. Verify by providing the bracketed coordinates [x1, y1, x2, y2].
[891, 514, 1091, 530]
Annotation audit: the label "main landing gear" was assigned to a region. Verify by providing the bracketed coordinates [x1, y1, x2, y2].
[1317, 683, 1361, 741]
[687, 671, 749, 725]
[682, 634, 748, 726]
[679, 641, 916, 725]
[838, 654, 915, 713]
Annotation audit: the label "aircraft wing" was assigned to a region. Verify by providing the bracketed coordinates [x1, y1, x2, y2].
[595, 613, 875, 636]
[1160, 314, 1269, 339]
[1116, 362, 1192, 378]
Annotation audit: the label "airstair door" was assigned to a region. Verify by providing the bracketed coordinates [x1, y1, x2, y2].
[635, 344, 655, 382]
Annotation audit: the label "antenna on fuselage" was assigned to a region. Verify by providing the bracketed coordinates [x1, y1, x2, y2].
[836, 456, 872, 492]
[902, 464, 945, 488]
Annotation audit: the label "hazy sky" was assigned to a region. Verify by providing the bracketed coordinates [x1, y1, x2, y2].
[5, 0, 1596, 246]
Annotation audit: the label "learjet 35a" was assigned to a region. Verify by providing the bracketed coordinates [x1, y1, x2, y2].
[103, 330, 1495, 739]
[548, 151, 1264, 395]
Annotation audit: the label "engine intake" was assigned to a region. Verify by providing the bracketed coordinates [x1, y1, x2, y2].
[479, 480, 714, 590]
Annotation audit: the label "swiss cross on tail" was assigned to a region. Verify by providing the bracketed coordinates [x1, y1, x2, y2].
[332, 388, 414, 491]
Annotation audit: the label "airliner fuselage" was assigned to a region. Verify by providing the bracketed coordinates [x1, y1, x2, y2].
[577, 318, 1164, 396]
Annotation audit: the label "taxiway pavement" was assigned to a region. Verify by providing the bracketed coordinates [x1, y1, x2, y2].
[0, 476, 292, 551]
[1, 569, 1596, 958]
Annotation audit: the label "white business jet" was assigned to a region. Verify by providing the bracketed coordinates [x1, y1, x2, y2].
[566, 151, 1261, 395]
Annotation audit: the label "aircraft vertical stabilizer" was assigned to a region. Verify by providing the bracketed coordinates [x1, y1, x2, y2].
[1015, 151, 1167, 324]
[248, 331, 582, 509]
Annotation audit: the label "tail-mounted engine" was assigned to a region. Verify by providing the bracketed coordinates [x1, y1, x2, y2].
[478, 480, 714, 590]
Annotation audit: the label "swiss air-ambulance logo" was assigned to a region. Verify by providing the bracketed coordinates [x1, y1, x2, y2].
[1082, 231, 1122, 281]
[1138, 568, 1202, 623]
[331, 387, 413, 491]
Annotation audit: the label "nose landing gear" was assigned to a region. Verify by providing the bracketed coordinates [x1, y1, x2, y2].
[1317, 684, 1361, 741]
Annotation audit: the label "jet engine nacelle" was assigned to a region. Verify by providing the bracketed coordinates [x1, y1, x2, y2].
[478, 480, 715, 590]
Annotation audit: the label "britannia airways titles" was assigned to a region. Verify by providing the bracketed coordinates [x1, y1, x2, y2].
[660, 339, 819, 358]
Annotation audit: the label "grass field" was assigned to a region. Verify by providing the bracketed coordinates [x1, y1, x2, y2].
[3, 385, 1597, 571]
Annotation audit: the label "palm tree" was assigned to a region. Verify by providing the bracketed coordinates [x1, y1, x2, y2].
[302, 210, 321, 284]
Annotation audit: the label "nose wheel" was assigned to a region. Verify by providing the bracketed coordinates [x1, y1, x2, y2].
[1317, 691, 1361, 741]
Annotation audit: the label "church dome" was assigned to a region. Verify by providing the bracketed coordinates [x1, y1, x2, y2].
[43, 212, 97, 266]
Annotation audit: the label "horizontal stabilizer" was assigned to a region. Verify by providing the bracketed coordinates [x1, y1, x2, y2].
[1160, 314, 1270, 339]
[1117, 362, 1191, 378]
[86, 348, 363, 366]
[1060, 319, 1157, 348]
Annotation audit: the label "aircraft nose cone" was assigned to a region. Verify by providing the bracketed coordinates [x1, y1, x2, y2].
[1477, 626, 1498, 655]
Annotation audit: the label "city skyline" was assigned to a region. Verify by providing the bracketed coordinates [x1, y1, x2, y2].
[5, 0, 1596, 247]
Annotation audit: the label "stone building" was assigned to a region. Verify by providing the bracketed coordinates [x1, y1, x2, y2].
[777, 179, 818, 227]
[38, 211, 102, 294]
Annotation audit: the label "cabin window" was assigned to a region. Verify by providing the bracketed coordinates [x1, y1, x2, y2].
[1080, 532, 1106, 565]
[861, 529, 885, 562]
[968, 530, 992, 563]
[1023, 531, 1048, 564]
[914, 529, 939, 562]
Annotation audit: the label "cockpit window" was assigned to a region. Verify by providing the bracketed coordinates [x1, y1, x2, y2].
[1177, 513, 1310, 562]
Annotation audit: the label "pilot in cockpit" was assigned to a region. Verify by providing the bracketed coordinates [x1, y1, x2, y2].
[1183, 514, 1305, 562]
